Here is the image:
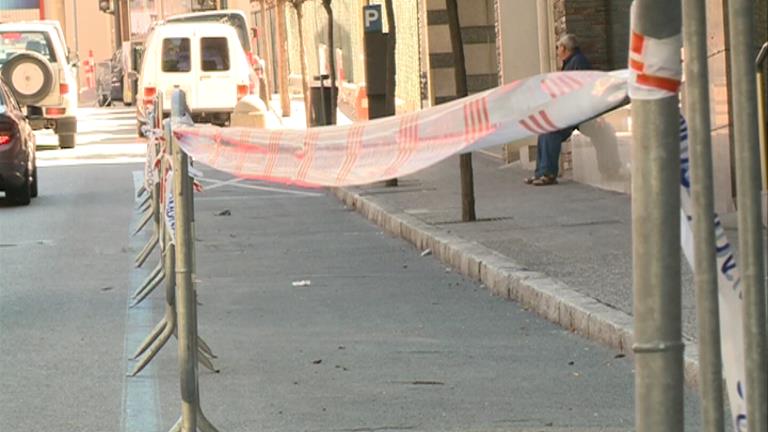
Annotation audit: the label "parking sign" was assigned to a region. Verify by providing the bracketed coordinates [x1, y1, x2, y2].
[363, 5, 382, 33]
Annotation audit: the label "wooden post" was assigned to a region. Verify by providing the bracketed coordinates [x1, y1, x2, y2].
[259, 0, 274, 108]
[446, 0, 476, 222]
[275, 0, 291, 117]
[383, 0, 398, 187]
[289, 0, 312, 127]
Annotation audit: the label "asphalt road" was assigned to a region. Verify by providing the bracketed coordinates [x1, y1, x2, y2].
[0, 107, 704, 431]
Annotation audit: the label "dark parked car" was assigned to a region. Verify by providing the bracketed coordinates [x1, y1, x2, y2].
[97, 49, 124, 107]
[0, 77, 37, 205]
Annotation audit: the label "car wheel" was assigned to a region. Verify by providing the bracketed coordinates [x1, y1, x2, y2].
[8, 170, 32, 206]
[137, 121, 146, 138]
[30, 161, 38, 198]
[58, 133, 76, 149]
[1, 52, 55, 106]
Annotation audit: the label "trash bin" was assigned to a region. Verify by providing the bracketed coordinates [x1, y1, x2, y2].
[309, 74, 337, 126]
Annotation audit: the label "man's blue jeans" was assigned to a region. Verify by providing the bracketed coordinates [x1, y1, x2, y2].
[534, 127, 576, 178]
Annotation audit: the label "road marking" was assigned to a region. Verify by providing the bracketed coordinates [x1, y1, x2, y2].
[195, 194, 321, 201]
[120, 171, 160, 432]
[198, 177, 323, 197]
[199, 177, 243, 191]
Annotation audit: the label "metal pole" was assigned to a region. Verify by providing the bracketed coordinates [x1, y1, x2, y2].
[114, 0, 122, 52]
[630, 2, 683, 432]
[171, 90, 199, 432]
[72, 0, 80, 58]
[726, 1, 768, 430]
[681, 0, 725, 430]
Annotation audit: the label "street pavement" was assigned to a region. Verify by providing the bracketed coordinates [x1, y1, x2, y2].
[276, 97, 739, 385]
[0, 105, 709, 431]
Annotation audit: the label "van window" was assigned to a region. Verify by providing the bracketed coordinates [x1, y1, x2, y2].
[166, 13, 250, 53]
[201, 38, 229, 71]
[161, 38, 190, 73]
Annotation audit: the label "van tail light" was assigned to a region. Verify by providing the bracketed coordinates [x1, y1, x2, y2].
[0, 135, 11, 146]
[237, 84, 249, 100]
[59, 83, 69, 95]
[143, 87, 157, 107]
[144, 87, 157, 99]
[246, 51, 255, 66]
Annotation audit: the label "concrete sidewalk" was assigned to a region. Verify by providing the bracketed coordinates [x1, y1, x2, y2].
[334, 153, 705, 385]
[270, 96, 716, 387]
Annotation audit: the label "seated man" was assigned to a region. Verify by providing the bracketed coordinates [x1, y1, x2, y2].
[525, 33, 591, 186]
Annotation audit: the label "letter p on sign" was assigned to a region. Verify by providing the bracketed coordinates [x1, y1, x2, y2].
[363, 5, 382, 33]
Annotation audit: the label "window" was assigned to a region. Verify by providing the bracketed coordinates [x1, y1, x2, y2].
[0, 32, 57, 66]
[200, 38, 229, 72]
[2, 84, 20, 113]
[161, 38, 190, 73]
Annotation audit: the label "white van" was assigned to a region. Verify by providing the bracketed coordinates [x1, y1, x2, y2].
[136, 22, 255, 133]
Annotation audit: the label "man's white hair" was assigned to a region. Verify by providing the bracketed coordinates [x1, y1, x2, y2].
[557, 33, 578, 52]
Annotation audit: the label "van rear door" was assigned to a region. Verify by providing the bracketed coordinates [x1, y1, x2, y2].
[195, 36, 239, 111]
[158, 36, 195, 109]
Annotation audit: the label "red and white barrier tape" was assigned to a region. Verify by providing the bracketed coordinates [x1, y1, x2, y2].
[172, 70, 628, 187]
[627, 2, 682, 99]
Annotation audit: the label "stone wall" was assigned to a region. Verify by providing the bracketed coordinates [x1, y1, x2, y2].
[425, 0, 498, 105]
[552, 0, 630, 71]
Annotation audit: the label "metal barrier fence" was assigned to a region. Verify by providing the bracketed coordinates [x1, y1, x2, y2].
[132, 92, 220, 432]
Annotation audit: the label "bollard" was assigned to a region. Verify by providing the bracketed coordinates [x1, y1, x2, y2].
[726, 1, 768, 430]
[681, 1, 725, 430]
[231, 95, 267, 128]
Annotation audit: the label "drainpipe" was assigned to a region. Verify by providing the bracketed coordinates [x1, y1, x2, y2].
[536, 0, 553, 73]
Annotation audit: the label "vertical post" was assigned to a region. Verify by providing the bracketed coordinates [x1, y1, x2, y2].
[384, 0, 398, 187]
[630, 2, 684, 432]
[114, 0, 123, 52]
[756, 43, 768, 203]
[681, 0, 725, 431]
[290, 1, 311, 127]
[726, 1, 768, 430]
[445, 0, 475, 222]
[161, 120, 176, 355]
[171, 90, 199, 432]
[275, 0, 291, 117]
[322, 0, 337, 125]
[259, 0, 274, 108]
[72, 0, 79, 59]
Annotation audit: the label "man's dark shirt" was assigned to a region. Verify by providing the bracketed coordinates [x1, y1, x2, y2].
[561, 48, 592, 71]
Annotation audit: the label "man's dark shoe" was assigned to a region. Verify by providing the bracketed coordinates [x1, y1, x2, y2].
[532, 175, 558, 186]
